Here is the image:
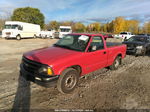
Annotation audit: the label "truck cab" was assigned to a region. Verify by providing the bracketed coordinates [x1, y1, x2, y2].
[20, 33, 126, 93]
[2, 22, 23, 39]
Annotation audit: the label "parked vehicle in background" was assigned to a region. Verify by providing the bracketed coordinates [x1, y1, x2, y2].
[114, 32, 134, 41]
[2, 21, 41, 40]
[103, 33, 114, 39]
[39, 30, 55, 39]
[20, 33, 126, 94]
[122, 35, 150, 56]
[58, 26, 72, 38]
[53, 31, 59, 39]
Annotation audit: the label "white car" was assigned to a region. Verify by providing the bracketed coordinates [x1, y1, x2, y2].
[114, 32, 135, 41]
[39, 30, 55, 39]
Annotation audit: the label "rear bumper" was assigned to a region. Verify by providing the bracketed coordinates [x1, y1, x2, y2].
[20, 64, 59, 87]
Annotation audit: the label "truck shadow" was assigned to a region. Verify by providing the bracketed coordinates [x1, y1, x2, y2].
[11, 74, 31, 112]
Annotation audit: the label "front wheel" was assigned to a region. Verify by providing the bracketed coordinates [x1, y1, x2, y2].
[109, 56, 122, 70]
[16, 35, 21, 40]
[57, 68, 79, 94]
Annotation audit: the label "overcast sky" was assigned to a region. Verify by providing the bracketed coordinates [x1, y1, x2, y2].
[0, 0, 150, 24]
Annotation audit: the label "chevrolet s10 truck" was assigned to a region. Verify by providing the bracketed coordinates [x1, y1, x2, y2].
[20, 33, 126, 93]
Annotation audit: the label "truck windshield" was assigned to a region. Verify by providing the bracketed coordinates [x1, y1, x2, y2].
[127, 36, 147, 42]
[60, 28, 70, 32]
[54, 34, 90, 52]
[4, 24, 19, 29]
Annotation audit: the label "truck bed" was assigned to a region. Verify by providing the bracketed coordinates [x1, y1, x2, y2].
[106, 42, 123, 48]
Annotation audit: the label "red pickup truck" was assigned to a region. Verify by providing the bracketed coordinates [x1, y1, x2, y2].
[20, 33, 126, 93]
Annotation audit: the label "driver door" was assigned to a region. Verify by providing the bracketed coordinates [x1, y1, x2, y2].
[84, 36, 107, 73]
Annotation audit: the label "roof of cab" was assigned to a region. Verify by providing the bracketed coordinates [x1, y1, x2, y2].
[70, 33, 103, 36]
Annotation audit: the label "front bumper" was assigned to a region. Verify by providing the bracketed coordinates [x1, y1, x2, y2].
[20, 64, 59, 87]
[127, 48, 144, 55]
[3, 34, 16, 38]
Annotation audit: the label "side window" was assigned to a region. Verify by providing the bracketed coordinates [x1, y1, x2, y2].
[88, 36, 104, 52]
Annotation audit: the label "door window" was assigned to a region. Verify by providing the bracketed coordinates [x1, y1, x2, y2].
[88, 36, 104, 52]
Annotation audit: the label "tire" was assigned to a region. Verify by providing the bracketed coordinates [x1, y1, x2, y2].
[109, 56, 121, 70]
[57, 68, 79, 94]
[16, 35, 21, 40]
[33, 35, 36, 38]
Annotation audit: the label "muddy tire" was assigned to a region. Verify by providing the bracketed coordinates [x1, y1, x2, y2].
[16, 35, 21, 40]
[57, 68, 79, 94]
[109, 56, 121, 70]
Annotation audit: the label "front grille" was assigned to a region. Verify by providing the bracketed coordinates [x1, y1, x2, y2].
[22, 57, 43, 74]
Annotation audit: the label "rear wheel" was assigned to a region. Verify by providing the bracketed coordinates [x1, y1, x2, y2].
[16, 35, 21, 40]
[109, 56, 121, 70]
[33, 35, 37, 38]
[45, 35, 47, 38]
[57, 68, 79, 94]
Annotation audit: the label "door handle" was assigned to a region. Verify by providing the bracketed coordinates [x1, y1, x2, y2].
[103, 51, 106, 54]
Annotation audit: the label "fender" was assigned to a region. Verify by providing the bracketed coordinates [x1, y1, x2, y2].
[54, 64, 84, 76]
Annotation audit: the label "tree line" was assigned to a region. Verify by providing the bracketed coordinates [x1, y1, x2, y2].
[45, 17, 150, 34]
[0, 7, 150, 34]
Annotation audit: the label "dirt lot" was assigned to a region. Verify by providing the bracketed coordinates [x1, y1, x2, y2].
[0, 38, 150, 111]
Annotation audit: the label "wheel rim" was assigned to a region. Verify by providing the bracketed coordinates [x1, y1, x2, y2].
[17, 36, 20, 40]
[65, 74, 76, 89]
[114, 59, 119, 68]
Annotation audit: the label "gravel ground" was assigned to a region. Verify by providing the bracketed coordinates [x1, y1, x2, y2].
[0, 38, 150, 111]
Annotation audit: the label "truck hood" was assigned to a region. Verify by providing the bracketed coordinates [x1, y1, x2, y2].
[23, 46, 82, 65]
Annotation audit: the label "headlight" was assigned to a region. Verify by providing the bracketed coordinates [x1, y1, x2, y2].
[136, 46, 143, 49]
[38, 66, 53, 75]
